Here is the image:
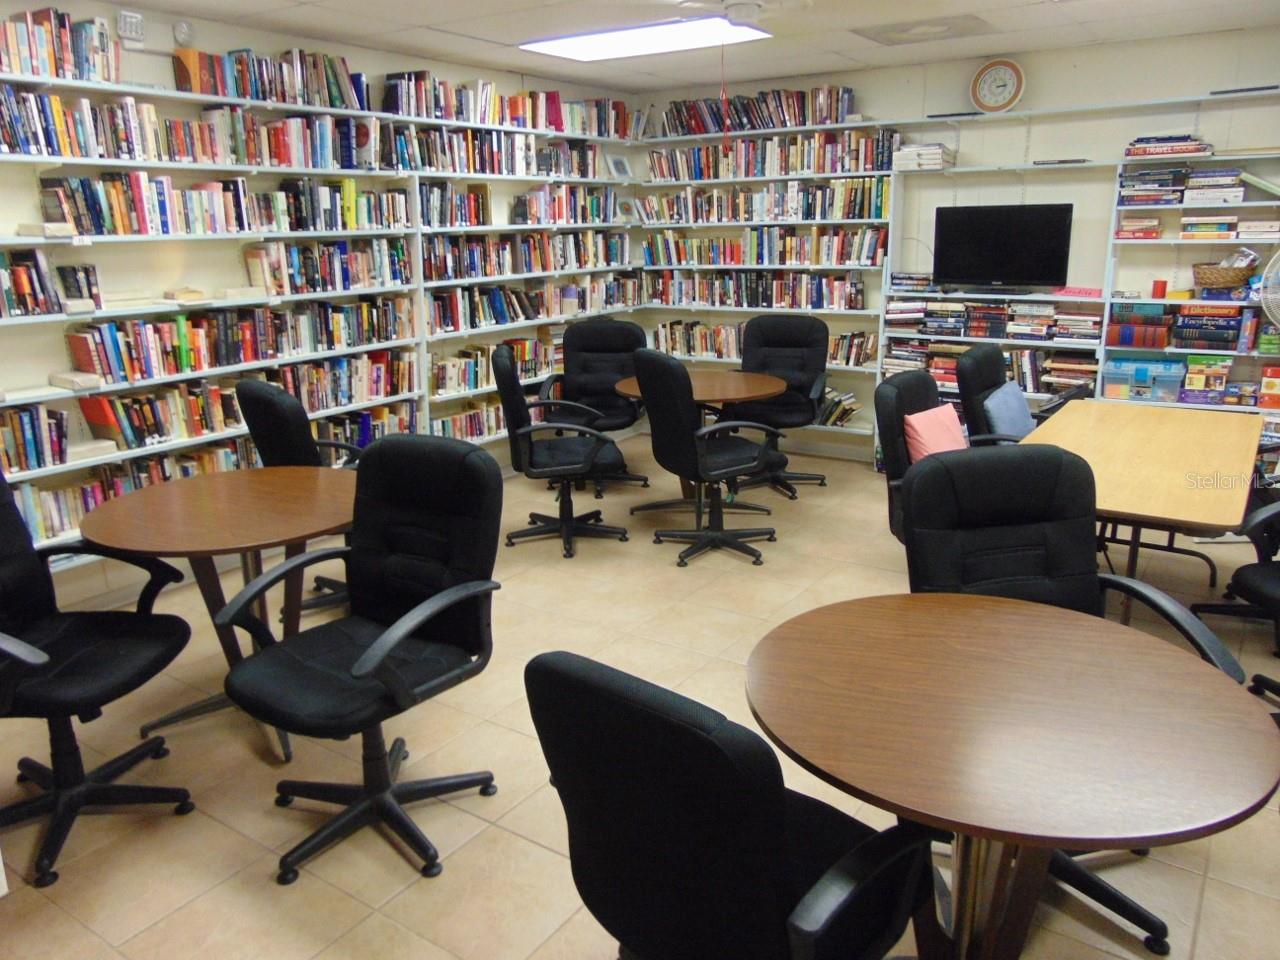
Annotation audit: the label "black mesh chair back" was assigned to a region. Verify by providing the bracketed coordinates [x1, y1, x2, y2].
[526, 651, 921, 960]
[562, 318, 646, 427]
[901, 444, 1103, 617]
[873, 370, 941, 490]
[740, 314, 829, 403]
[236, 379, 324, 467]
[633, 348, 702, 480]
[492, 345, 533, 472]
[955, 344, 1008, 437]
[0, 474, 58, 640]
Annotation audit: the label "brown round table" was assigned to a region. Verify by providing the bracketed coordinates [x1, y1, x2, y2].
[614, 369, 785, 404]
[81, 467, 357, 756]
[747, 593, 1280, 960]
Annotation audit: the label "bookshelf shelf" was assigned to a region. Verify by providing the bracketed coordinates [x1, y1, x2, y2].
[652, 303, 879, 317]
[1121, 151, 1280, 165]
[48, 227, 415, 246]
[426, 305, 637, 343]
[1118, 201, 1280, 211]
[1110, 297, 1259, 307]
[639, 171, 893, 188]
[669, 353, 876, 375]
[1103, 345, 1280, 358]
[1113, 238, 1279, 245]
[897, 161, 1118, 175]
[430, 374, 550, 402]
[884, 330, 1101, 352]
[887, 290, 1107, 303]
[424, 222, 623, 235]
[802, 423, 874, 436]
[421, 264, 632, 289]
[638, 218, 888, 229]
[639, 263, 883, 272]
[645, 120, 887, 146]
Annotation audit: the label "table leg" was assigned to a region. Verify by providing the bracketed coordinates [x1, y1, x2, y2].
[280, 541, 305, 638]
[1121, 524, 1142, 625]
[946, 835, 1052, 960]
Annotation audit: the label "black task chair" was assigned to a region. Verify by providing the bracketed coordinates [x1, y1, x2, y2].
[236, 378, 361, 611]
[900, 444, 1246, 957]
[492, 343, 629, 558]
[955, 343, 1090, 438]
[525, 651, 938, 960]
[0, 473, 193, 888]
[539, 317, 649, 493]
[721, 314, 830, 499]
[634, 349, 781, 566]
[217, 435, 503, 883]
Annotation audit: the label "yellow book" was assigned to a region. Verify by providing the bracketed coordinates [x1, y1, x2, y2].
[341, 178, 356, 229]
[49, 94, 72, 156]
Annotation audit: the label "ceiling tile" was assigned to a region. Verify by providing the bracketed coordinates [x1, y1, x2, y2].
[240, 4, 403, 39]
[130, 0, 298, 18]
[1079, 3, 1280, 40]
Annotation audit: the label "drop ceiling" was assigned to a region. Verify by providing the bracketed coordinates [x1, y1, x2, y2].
[131, 0, 1280, 93]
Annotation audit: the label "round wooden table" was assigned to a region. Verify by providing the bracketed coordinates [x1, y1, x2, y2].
[81, 467, 357, 756]
[614, 369, 785, 404]
[746, 593, 1280, 960]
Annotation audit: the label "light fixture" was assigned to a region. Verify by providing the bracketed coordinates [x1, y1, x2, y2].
[520, 16, 771, 62]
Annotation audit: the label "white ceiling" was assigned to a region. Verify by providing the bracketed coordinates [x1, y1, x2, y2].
[132, 0, 1280, 93]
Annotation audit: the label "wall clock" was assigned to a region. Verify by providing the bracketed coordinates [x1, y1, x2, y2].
[971, 59, 1026, 113]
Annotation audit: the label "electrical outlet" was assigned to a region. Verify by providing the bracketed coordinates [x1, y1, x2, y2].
[116, 11, 145, 46]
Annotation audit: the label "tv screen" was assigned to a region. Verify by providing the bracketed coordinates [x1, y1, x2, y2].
[932, 204, 1073, 287]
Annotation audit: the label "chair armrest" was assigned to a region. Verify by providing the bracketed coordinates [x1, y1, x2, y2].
[215, 547, 350, 647]
[1099, 573, 1245, 683]
[537, 374, 563, 401]
[351, 580, 501, 709]
[808, 372, 827, 402]
[316, 439, 362, 466]
[35, 542, 184, 614]
[694, 420, 784, 481]
[787, 822, 934, 960]
[968, 433, 1024, 446]
[1239, 500, 1280, 543]
[527, 399, 604, 426]
[516, 423, 613, 477]
[0, 630, 49, 666]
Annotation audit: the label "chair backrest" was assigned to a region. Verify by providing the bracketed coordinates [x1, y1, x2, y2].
[344, 435, 502, 656]
[633, 349, 701, 480]
[874, 369, 941, 486]
[740, 314, 829, 397]
[901, 444, 1103, 616]
[0, 473, 58, 638]
[562, 318, 646, 408]
[491, 345, 532, 472]
[236, 379, 323, 467]
[955, 344, 1010, 436]
[527, 651, 913, 960]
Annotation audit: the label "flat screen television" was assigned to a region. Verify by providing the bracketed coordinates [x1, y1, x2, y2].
[932, 203, 1073, 288]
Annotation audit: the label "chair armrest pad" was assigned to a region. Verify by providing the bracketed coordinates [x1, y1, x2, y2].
[1240, 500, 1280, 541]
[35, 542, 183, 584]
[315, 439, 363, 465]
[695, 420, 784, 441]
[0, 630, 49, 666]
[809, 373, 827, 402]
[351, 580, 501, 680]
[527, 399, 604, 425]
[215, 547, 350, 634]
[538, 374, 563, 401]
[1099, 573, 1245, 682]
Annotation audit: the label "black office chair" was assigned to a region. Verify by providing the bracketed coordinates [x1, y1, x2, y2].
[955, 343, 1089, 438]
[900, 444, 1246, 956]
[525, 651, 938, 960]
[217, 435, 503, 884]
[721, 314, 830, 499]
[0, 472, 193, 888]
[492, 343, 629, 558]
[539, 317, 649, 493]
[635, 349, 784, 566]
[236, 379, 361, 611]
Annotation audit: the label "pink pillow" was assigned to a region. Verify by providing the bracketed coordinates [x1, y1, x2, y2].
[903, 404, 967, 463]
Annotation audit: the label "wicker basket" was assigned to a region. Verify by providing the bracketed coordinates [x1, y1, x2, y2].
[1192, 262, 1253, 289]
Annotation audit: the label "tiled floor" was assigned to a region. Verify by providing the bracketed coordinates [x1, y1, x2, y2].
[2, 435, 1278, 960]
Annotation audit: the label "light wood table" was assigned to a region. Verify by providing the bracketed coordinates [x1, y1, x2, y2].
[80, 467, 357, 758]
[747, 593, 1280, 960]
[1024, 400, 1263, 619]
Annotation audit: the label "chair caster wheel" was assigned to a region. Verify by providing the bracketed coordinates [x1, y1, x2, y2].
[479, 783, 498, 796]
[275, 794, 294, 807]
[653, 536, 663, 544]
[753, 558, 764, 566]
[174, 799, 195, 815]
[677, 559, 688, 567]
[152, 745, 170, 759]
[619, 534, 629, 542]
[594, 492, 604, 500]
[33, 870, 58, 888]
[1249, 682, 1264, 695]
[767, 535, 776, 541]
[528, 518, 538, 525]
[563, 550, 574, 559]
[421, 861, 443, 877]
[1143, 936, 1170, 956]
[505, 539, 515, 547]
[818, 480, 827, 487]
[16, 772, 28, 783]
[642, 481, 650, 488]
[277, 869, 299, 886]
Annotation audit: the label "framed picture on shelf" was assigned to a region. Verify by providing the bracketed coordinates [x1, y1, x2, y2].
[605, 153, 634, 179]
[614, 197, 639, 223]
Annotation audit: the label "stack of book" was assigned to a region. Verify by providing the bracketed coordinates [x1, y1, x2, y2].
[1239, 219, 1280, 241]
[1124, 135, 1212, 160]
[967, 304, 1010, 340]
[1115, 216, 1162, 240]
[1170, 305, 1245, 351]
[816, 388, 863, 426]
[1041, 356, 1099, 392]
[885, 301, 925, 331]
[1180, 215, 1236, 240]
[1052, 309, 1103, 343]
[880, 339, 929, 377]
[1108, 303, 1171, 348]
[892, 143, 955, 171]
[927, 354, 959, 391]
[920, 301, 967, 336]
[889, 272, 933, 293]
[1006, 303, 1056, 341]
[1183, 168, 1245, 205]
[1117, 166, 1187, 205]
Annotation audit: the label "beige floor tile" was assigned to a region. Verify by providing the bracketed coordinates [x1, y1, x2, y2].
[304, 799, 488, 908]
[685, 571, 812, 619]
[319, 701, 483, 763]
[496, 786, 569, 857]
[1022, 925, 1125, 959]
[1193, 877, 1280, 960]
[381, 826, 580, 960]
[672, 658, 755, 727]
[1148, 836, 1212, 876]
[526, 908, 617, 960]
[119, 854, 369, 960]
[400, 721, 549, 822]
[590, 636, 711, 690]
[625, 599, 769, 658]
[1205, 805, 1280, 899]
[40, 811, 263, 946]
[433, 655, 533, 720]
[489, 697, 539, 738]
[73, 675, 214, 757]
[0, 881, 121, 960]
[718, 631, 767, 665]
[313, 913, 457, 960]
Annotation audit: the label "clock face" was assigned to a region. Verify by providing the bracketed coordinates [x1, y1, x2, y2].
[971, 59, 1025, 113]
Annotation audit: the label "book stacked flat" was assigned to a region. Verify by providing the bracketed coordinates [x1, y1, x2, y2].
[885, 301, 925, 330]
[1115, 216, 1162, 240]
[1180, 215, 1236, 240]
[1052, 309, 1103, 343]
[1117, 166, 1188, 206]
[1170, 305, 1245, 351]
[967, 304, 1009, 340]
[889, 272, 933, 293]
[1108, 303, 1171, 348]
[1183, 168, 1245, 205]
[816, 389, 863, 426]
[880, 339, 929, 377]
[926, 354, 959, 391]
[1124, 135, 1212, 159]
[1041, 356, 1099, 390]
[1239, 219, 1280, 241]
[1006, 303, 1055, 342]
[921, 301, 967, 336]
[892, 143, 955, 171]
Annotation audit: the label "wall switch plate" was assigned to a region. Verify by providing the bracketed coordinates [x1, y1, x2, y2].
[116, 11, 145, 48]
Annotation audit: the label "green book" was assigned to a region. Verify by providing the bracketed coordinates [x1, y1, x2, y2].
[176, 314, 190, 372]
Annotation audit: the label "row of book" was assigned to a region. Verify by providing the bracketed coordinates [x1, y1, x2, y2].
[640, 226, 886, 268]
[0, 247, 62, 317]
[265, 351, 418, 414]
[634, 177, 891, 225]
[1107, 302, 1264, 351]
[430, 398, 534, 443]
[642, 272, 867, 312]
[653, 320, 744, 359]
[885, 300, 1103, 343]
[1, 10, 118, 82]
[172, 47, 363, 110]
[882, 339, 1097, 397]
[422, 231, 630, 282]
[78, 380, 242, 450]
[426, 278, 642, 337]
[1, 402, 67, 472]
[242, 237, 410, 296]
[816, 389, 863, 427]
[512, 184, 618, 227]
[431, 337, 553, 396]
[535, 141, 602, 180]
[646, 129, 898, 182]
[658, 87, 858, 137]
[382, 125, 538, 176]
[63, 296, 415, 384]
[1117, 165, 1258, 207]
[829, 331, 878, 368]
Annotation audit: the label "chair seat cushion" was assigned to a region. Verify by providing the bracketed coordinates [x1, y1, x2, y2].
[783, 789, 877, 900]
[224, 615, 474, 738]
[723, 392, 815, 429]
[702, 435, 788, 477]
[9, 612, 190, 718]
[1227, 562, 1280, 609]
[529, 436, 626, 476]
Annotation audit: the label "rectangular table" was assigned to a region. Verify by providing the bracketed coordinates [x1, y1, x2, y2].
[1023, 400, 1262, 619]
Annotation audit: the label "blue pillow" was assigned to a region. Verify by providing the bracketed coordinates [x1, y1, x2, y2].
[982, 380, 1036, 439]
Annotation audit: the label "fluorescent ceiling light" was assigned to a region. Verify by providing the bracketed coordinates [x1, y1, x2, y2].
[520, 17, 770, 62]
